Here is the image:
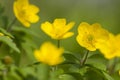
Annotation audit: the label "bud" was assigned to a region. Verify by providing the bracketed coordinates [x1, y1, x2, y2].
[2, 56, 13, 65]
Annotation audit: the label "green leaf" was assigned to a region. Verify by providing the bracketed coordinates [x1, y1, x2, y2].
[0, 36, 20, 53]
[63, 53, 80, 63]
[36, 64, 50, 80]
[12, 26, 42, 38]
[87, 53, 107, 70]
[67, 72, 83, 80]
[102, 71, 114, 80]
[49, 68, 64, 80]
[84, 67, 105, 80]
[59, 74, 76, 80]
[0, 28, 14, 38]
[84, 64, 114, 80]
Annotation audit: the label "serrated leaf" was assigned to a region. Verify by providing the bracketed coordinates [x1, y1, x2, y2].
[0, 36, 20, 53]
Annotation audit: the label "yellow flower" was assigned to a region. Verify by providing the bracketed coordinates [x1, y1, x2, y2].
[0, 33, 4, 36]
[34, 42, 64, 66]
[13, 0, 40, 27]
[98, 33, 120, 59]
[119, 70, 120, 75]
[41, 19, 75, 40]
[76, 22, 109, 51]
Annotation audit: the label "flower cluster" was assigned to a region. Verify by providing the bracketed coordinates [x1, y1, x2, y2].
[76, 22, 109, 51]
[76, 22, 120, 59]
[98, 33, 120, 59]
[13, 0, 120, 66]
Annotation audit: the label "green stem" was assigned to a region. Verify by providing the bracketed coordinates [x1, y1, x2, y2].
[0, 18, 16, 46]
[107, 58, 118, 75]
[81, 50, 89, 66]
[53, 40, 60, 71]
[57, 40, 60, 48]
[7, 18, 17, 32]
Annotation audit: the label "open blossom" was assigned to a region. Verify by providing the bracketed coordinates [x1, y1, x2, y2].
[34, 42, 64, 66]
[41, 18, 75, 40]
[98, 33, 120, 59]
[13, 0, 40, 27]
[76, 22, 109, 51]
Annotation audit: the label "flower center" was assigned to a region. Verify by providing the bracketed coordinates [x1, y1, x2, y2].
[87, 35, 94, 41]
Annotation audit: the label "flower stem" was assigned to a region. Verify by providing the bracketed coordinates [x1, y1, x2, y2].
[107, 58, 118, 75]
[7, 18, 17, 32]
[81, 50, 89, 66]
[57, 40, 60, 48]
[53, 40, 60, 71]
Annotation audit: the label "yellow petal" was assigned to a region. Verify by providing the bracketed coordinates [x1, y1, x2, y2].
[28, 5, 40, 14]
[116, 34, 120, 42]
[62, 32, 74, 39]
[34, 42, 64, 66]
[27, 14, 39, 23]
[34, 50, 43, 61]
[78, 22, 90, 34]
[41, 22, 53, 36]
[15, 0, 29, 7]
[13, 0, 40, 27]
[21, 19, 30, 27]
[64, 22, 75, 33]
[49, 57, 64, 65]
[76, 35, 96, 51]
[91, 23, 101, 29]
[53, 19, 66, 28]
[0, 33, 4, 36]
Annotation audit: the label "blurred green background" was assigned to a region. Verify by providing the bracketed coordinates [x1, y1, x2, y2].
[0, 0, 120, 53]
[0, 1, 120, 80]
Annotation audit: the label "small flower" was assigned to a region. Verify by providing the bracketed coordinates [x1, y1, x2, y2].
[13, 0, 40, 27]
[34, 42, 64, 66]
[76, 22, 109, 51]
[98, 33, 120, 59]
[41, 18, 75, 40]
[119, 70, 120, 75]
[0, 33, 4, 36]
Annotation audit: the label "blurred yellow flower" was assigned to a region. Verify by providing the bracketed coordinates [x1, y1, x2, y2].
[41, 19, 75, 40]
[98, 33, 120, 59]
[34, 42, 64, 66]
[0, 33, 4, 36]
[13, 0, 40, 27]
[76, 22, 109, 51]
[119, 70, 120, 75]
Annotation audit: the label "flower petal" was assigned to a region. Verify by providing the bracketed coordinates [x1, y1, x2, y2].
[41, 22, 53, 36]
[78, 22, 90, 34]
[64, 22, 75, 33]
[34, 42, 64, 66]
[28, 5, 40, 14]
[76, 35, 96, 51]
[27, 14, 39, 23]
[62, 32, 74, 39]
[53, 19, 66, 28]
